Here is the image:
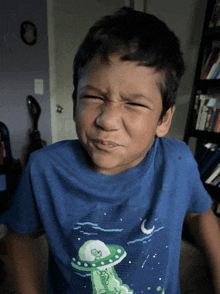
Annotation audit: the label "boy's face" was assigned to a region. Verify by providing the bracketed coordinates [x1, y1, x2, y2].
[73, 53, 175, 175]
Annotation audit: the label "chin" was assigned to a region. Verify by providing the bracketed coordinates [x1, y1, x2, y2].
[93, 158, 119, 171]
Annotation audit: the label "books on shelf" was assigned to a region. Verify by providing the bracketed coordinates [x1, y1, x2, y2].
[195, 143, 220, 187]
[205, 163, 220, 184]
[194, 94, 220, 132]
[200, 45, 220, 79]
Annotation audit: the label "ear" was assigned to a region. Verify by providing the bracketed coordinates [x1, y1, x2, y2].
[72, 91, 77, 122]
[155, 106, 175, 137]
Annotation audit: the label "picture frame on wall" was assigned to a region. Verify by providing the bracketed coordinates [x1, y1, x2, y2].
[20, 20, 37, 46]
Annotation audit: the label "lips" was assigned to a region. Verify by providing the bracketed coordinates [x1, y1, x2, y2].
[93, 139, 119, 148]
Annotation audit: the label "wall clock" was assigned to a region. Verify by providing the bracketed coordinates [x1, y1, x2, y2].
[20, 20, 37, 46]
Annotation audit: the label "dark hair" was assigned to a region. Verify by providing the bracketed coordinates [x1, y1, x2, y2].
[73, 7, 185, 122]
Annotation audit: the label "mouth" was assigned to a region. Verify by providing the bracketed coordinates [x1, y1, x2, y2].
[92, 139, 120, 149]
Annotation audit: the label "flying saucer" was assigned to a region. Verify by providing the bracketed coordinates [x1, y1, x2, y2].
[71, 240, 126, 271]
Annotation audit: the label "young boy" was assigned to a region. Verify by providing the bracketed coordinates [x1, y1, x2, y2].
[1, 7, 220, 294]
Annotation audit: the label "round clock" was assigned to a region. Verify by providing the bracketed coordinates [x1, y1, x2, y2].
[20, 20, 37, 46]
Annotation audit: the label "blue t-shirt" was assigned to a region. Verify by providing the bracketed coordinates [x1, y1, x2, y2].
[0, 137, 212, 294]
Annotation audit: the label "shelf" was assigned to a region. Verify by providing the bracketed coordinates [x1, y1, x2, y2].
[184, 1, 220, 217]
[190, 130, 220, 143]
[196, 79, 220, 91]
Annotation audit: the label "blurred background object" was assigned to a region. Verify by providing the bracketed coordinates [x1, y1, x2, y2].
[0, 122, 22, 214]
[24, 95, 47, 165]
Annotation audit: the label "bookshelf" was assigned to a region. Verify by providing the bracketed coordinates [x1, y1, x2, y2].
[183, 0, 220, 215]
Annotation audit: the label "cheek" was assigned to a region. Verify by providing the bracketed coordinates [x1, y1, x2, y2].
[79, 109, 86, 118]
[125, 114, 159, 139]
[126, 114, 150, 131]
[75, 102, 99, 128]
[75, 102, 86, 121]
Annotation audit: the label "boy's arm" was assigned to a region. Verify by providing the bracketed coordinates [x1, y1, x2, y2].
[6, 226, 41, 294]
[185, 208, 220, 293]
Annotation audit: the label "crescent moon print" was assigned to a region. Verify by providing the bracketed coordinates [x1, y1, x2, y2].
[141, 220, 155, 235]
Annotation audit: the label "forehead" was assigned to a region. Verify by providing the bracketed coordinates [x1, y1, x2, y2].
[77, 54, 165, 95]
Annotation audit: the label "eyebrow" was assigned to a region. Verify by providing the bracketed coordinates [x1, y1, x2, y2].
[124, 93, 149, 100]
[80, 85, 108, 96]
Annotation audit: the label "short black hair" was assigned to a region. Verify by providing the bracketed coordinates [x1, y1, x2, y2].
[73, 7, 185, 122]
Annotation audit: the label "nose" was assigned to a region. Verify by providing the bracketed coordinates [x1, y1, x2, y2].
[95, 102, 121, 131]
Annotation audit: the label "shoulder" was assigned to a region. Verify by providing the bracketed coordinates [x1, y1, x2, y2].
[156, 137, 196, 168]
[157, 137, 189, 152]
[28, 139, 81, 167]
[38, 139, 79, 153]
[31, 139, 79, 156]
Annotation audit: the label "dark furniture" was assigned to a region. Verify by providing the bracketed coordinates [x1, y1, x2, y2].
[183, 0, 220, 216]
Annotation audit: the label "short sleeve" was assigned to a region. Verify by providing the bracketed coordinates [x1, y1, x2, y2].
[187, 160, 213, 214]
[0, 154, 43, 233]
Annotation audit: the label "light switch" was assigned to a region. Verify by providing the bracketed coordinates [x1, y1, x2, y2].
[35, 79, 44, 95]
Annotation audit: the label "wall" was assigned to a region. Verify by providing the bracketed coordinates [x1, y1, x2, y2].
[0, 0, 51, 166]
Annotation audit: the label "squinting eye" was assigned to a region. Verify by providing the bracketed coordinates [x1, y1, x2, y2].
[83, 95, 102, 100]
[127, 103, 146, 108]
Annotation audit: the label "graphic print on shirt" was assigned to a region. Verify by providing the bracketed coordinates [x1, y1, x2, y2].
[71, 240, 134, 293]
[71, 217, 166, 294]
